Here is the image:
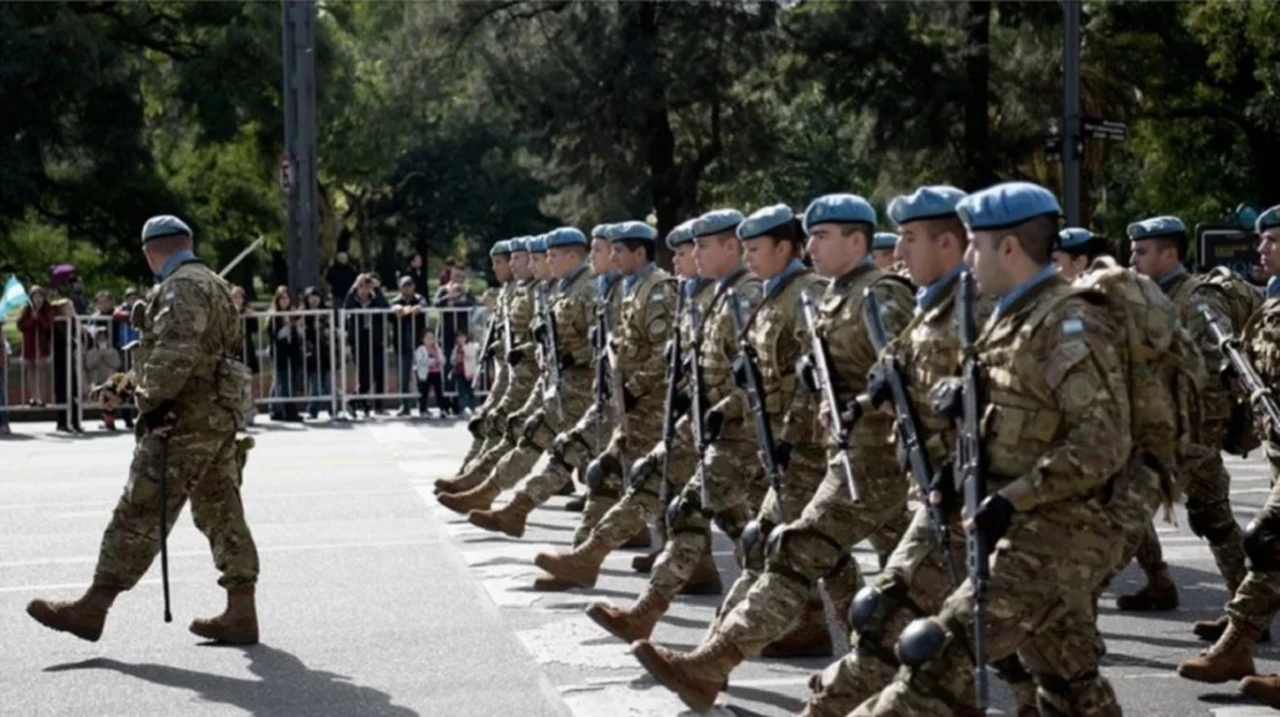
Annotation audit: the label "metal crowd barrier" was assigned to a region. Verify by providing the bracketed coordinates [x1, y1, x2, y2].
[1, 306, 495, 431]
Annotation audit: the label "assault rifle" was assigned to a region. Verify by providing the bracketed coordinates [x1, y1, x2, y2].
[1200, 303, 1280, 431]
[593, 279, 614, 451]
[799, 292, 861, 502]
[727, 288, 785, 520]
[540, 285, 563, 418]
[863, 289, 960, 587]
[654, 286, 688, 502]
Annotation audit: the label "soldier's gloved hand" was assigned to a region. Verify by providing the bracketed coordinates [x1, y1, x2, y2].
[797, 355, 818, 393]
[929, 377, 963, 423]
[671, 390, 691, 417]
[532, 322, 548, 344]
[559, 352, 575, 370]
[866, 360, 894, 410]
[506, 349, 525, 366]
[1219, 358, 1240, 392]
[969, 492, 1015, 543]
[142, 403, 179, 440]
[623, 386, 638, 413]
[731, 355, 752, 389]
[588, 325, 600, 348]
[704, 409, 725, 441]
[774, 440, 793, 472]
[928, 461, 957, 514]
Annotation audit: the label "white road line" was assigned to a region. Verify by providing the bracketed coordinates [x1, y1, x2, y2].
[0, 538, 441, 570]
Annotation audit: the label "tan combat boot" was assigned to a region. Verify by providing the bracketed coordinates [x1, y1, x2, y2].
[1177, 619, 1259, 683]
[564, 493, 586, 512]
[437, 479, 500, 515]
[189, 586, 259, 645]
[1115, 562, 1178, 611]
[761, 600, 834, 658]
[1241, 673, 1280, 707]
[1194, 615, 1272, 643]
[535, 537, 611, 588]
[621, 526, 652, 549]
[587, 590, 671, 642]
[468, 494, 536, 538]
[680, 555, 723, 596]
[632, 635, 745, 713]
[531, 574, 579, 591]
[632, 549, 660, 573]
[26, 585, 120, 642]
[433, 468, 486, 496]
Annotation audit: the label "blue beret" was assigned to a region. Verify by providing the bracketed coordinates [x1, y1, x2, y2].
[872, 233, 898, 251]
[489, 240, 511, 258]
[508, 237, 529, 253]
[1258, 205, 1280, 234]
[691, 209, 745, 238]
[956, 182, 1061, 231]
[1126, 216, 1186, 241]
[1057, 228, 1094, 251]
[887, 185, 966, 226]
[141, 215, 193, 243]
[608, 221, 658, 243]
[738, 204, 795, 241]
[802, 194, 876, 234]
[666, 220, 697, 250]
[547, 227, 588, 249]
[590, 223, 614, 239]
[529, 235, 548, 254]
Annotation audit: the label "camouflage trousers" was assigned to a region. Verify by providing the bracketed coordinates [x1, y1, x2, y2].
[716, 455, 909, 658]
[574, 397, 666, 546]
[454, 374, 540, 482]
[511, 400, 616, 507]
[1227, 442, 1280, 633]
[650, 427, 765, 602]
[487, 371, 594, 494]
[580, 413, 698, 551]
[458, 362, 511, 469]
[852, 508, 1124, 717]
[94, 430, 259, 591]
[1134, 445, 1247, 597]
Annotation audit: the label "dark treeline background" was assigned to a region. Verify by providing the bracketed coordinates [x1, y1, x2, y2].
[2, 1, 1277, 295]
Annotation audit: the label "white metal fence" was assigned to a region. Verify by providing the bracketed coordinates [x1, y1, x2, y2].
[1, 306, 494, 430]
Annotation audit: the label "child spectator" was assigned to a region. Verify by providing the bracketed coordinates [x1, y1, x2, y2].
[413, 332, 445, 418]
[84, 326, 121, 430]
[451, 328, 479, 416]
[16, 285, 54, 406]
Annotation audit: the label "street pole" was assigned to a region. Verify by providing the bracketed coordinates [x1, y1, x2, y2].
[282, 0, 319, 294]
[1062, 0, 1082, 227]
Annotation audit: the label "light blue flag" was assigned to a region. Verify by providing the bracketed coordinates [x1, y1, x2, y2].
[1, 276, 29, 316]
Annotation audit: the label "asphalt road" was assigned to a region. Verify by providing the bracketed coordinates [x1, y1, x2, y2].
[1, 417, 1278, 717]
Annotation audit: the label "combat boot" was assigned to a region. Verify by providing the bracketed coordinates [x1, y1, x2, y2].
[535, 537, 611, 588]
[680, 555, 723, 596]
[1193, 615, 1272, 643]
[468, 494, 536, 537]
[437, 479, 500, 515]
[621, 526, 651, 549]
[587, 590, 671, 642]
[760, 600, 833, 658]
[532, 574, 579, 591]
[632, 549, 660, 573]
[433, 469, 486, 496]
[1115, 562, 1178, 611]
[26, 585, 120, 642]
[632, 635, 745, 713]
[189, 586, 259, 645]
[1241, 673, 1280, 708]
[565, 494, 586, 512]
[1177, 619, 1259, 683]
[555, 478, 576, 496]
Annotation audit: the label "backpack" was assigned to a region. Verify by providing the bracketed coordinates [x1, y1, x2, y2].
[1075, 257, 1207, 507]
[1192, 266, 1264, 456]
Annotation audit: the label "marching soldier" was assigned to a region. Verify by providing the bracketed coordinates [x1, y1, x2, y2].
[531, 219, 723, 594]
[1178, 205, 1280, 705]
[871, 232, 898, 272]
[1125, 216, 1248, 618]
[586, 209, 764, 639]
[853, 182, 1130, 716]
[28, 215, 261, 645]
[437, 230, 597, 517]
[633, 196, 916, 711]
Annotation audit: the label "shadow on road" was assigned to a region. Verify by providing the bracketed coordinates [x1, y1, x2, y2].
[45, 644, 419, 717]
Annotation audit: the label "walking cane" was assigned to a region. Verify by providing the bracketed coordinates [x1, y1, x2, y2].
[158, 437, 173, 623]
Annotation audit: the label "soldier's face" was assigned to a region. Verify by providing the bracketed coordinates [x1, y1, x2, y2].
[1129, 239, 1176, 279]
[1259, 229, 1280, 278]
[492, 255, 513, 283]
[673, 244, 697, 279]
[547, 247, 579, 279]
[609, 243, 646, 275]
[589, 238, 613, 275]
[895, 223, 941, 286]
[532, 254, 550, 279]
[742, 236, 790, 280]
[510, 252, 531, 279]
[805, 224, 864, 278]
[693, 234, 735, 279]
[873, 249, 896, 271]
[1052, 250, 1090, 281]
[967, 230, 1015, 296]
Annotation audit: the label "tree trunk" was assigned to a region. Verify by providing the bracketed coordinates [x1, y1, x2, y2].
[962, 2, 993, 191]
[635, 2, 678, 270]
[1246, 126, 1280, 208]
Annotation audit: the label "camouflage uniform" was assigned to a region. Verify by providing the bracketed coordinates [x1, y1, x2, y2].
[716, 261, 913, 661]
[458, 280, 513, 471]
[94, 258, 259, 592]
[855, 274, 1130, 717]
[802, 267, 993, 717]
[1127, 269, 1247, 601]
[573, 263, 677, 544]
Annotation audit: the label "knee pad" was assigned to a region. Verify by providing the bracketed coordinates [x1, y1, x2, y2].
[1185, 497, 1212, 538]
[1244, 516, 1280, 571]
[1034, 673, 1072, 717]
[518, 414, 543, 449]
[849, 586, 882, 633]
[764, 523, 786, 557]
[467, 415, 485, 439]
[740, 520, 771, 572]
[666, 494, 685, 527]
[627, 453, 656, 491]
[551, 433, 569, 463]
[585, 454, 620, 494]
[895, 617, 948, 668]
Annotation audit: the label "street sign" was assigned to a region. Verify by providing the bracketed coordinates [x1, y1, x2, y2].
[1197, 225, 1259, 278]
[1082, 117, 1127, 141]
[278, 152, 294, 196]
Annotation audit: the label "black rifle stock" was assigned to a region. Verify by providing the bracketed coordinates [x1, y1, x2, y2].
[862, 289, 960, 587]
[727, 288, 785, 520]
[1200, 303, 1280, 430]
[594, 284, 612, 452]
[540, 284, 563, 418]
[799, 293, 861, 501]
[654, 287, 688, 501]
[956, 271, 989, 711]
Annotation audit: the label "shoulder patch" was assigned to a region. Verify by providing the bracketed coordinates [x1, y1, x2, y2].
[1061, 317, 1084, 336]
